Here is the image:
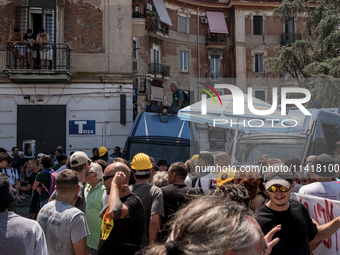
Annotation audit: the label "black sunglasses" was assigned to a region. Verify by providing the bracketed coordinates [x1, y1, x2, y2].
[102, 174, 115, 181]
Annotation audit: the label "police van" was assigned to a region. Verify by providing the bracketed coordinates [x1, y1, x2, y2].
[229, 108, 340, 165]
[123, 106, 199, 164]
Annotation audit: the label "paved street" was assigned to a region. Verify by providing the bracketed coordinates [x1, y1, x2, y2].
[16, 192, 32, 218]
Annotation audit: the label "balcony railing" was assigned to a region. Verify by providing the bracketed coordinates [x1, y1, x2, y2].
[206, 34, 228, 44]
[132, 2, 147, 18]
[148, 63, 170, 77]
[280, 33, 302, 46]
[6, 43, 70, 70]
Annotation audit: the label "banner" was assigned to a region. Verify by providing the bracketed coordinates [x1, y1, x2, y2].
[290, 193, 340, 255]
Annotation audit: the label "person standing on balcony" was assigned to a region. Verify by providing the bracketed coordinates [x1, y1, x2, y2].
[23, 29, 37, 69]
[36, 28, 52, 70]
[8, 28, 25, 69]
[170, 81, 184, 109]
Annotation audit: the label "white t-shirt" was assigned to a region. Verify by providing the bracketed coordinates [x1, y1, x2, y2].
[194, 173, 218, 195]
[37, 200, 89, 255]
[0, 212, 48, 255]
[298, 181, 340, 201]
[2, 168, 19, 185]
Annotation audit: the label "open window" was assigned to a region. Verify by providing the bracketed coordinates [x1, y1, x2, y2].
[15, 1, 56, 42]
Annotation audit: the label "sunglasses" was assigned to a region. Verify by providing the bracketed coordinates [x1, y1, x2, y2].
[267, 185, 291, 193]
[102, 174, 115, 181]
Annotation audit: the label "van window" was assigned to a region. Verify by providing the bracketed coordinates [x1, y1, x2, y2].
[128, 142, 191, 164]
[321, 122, 340, 153]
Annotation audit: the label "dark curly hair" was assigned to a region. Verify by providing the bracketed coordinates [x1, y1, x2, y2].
[212, 182, 250, 207]
[233, 170, 261, 200]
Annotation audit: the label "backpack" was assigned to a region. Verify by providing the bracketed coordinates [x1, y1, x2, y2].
[177, 89, 189, 107]
[41, 169, 57, 196]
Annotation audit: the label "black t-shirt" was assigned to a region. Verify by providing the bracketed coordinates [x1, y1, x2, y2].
[97, 193, 145, 255]
[160, 184, 198, 241]
[161, 184, 198, 221]
[254, 199, 318, 255]
[11, 156, 23, 173]
[23, 33, 36, 43]
[29, 171, 40, 203]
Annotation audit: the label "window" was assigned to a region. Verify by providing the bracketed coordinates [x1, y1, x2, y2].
[150, 44, 161, 74]
[179, 51, 188, 72]
[210, 55, 220, 80]
[179, 16, 188, 33]
[253, 16, 263, 35]
[254, 90, 266, 102]
[254, 53, 264, 73]
[285, 18, 294, 34]
[133, 38, 137, 59]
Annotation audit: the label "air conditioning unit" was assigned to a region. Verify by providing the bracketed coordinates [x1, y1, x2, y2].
[147, 94, 153, 101]
[146, 3, 153, 12]
[201, 17, 208, 24]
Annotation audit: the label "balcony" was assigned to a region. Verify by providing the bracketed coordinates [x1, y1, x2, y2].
[205, 33, 228, 49]
[132, 2, 148, 37]
[280, 33, 302, 46]
[148, 63, 170, 79]
[4, 43, 71, 83]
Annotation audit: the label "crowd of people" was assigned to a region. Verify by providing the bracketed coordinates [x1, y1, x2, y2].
[1, 143, 340, 255]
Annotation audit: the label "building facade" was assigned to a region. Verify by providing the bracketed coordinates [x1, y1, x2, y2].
[0, 0, 134, 156]
[0, 0, 303, 156]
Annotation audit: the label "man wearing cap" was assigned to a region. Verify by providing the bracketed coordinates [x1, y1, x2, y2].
[170, 81, 185, 108]
[98, 162, 144, 255]
[98, 146, 113, 165]
[49, 151, 91, 213]
[0, 172, 48, 254]
[299, 155, 340, 200]
[157, 159, 167, 172]
[255, 163, 340, 255]
[130, 152, 164, 245]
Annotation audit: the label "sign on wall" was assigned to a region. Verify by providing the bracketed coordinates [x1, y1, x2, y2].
[69, 120, 95, 135]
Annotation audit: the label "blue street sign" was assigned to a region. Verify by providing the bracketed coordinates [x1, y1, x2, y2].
[69, 120, 96, 135]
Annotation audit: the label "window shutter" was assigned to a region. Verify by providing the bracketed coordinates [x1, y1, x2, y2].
[253, 16, 263, 35]
[179, 16, 187, 33]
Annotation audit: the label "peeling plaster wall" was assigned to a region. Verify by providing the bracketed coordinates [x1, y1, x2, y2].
[64, 0, 104, 52]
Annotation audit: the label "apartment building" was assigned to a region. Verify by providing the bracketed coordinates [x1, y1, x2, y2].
[0, 0, 134, 156]
[131, 0, 303, 151]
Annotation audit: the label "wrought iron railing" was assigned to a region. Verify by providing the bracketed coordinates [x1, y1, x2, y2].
[280, 33, 302, 45]
[5, 43, 71, 70]
[206, 34, 228, 44]
[148, 63, 170, 77]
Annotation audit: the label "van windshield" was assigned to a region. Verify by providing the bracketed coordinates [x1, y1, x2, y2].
[128, 142, 191, 164]
[235, 137, 308, 164]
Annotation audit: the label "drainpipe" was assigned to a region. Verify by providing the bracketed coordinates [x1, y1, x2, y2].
[197, 6, 200, 82]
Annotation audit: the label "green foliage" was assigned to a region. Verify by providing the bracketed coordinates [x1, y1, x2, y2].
[268, 0, 340, 107]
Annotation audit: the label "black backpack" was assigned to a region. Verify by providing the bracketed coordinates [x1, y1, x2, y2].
[177, 89, 189, 107]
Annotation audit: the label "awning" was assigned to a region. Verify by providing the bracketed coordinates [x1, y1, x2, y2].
[206, 11, 228, 34]
[153, 0, 172, 26]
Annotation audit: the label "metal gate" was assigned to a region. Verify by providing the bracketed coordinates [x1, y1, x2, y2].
[17, 105, 66, 157]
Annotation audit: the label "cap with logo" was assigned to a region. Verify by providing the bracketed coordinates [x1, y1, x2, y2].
[70, 151, 90, 167]
[99, 147, 108, 157]
[0, 173, 16, 211]
[264, 164, 294, 190]
[157, 159, 167, 166]
[216, 168, 235, 187]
